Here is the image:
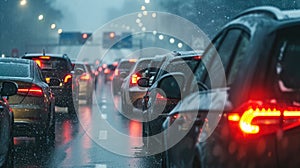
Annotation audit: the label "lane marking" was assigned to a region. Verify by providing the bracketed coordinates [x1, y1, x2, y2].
[95, 164, 107, 168]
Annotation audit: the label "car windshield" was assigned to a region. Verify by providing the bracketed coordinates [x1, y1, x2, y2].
[2, 1, 300, 168]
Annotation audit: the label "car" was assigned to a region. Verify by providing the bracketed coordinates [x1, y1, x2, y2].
[120, 57, 153, 117]
[73, 62, 94, 105]
[0, 58, 55, 147]
[0, 81, 18, 168]
[112, 58, 137, 95]
[137, 51, 203, 148]
[103, 62, 118, 83]
[22, 52, 77, 114]
[162, 6, 300, 168]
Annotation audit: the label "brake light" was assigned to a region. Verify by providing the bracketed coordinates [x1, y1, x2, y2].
[64, 74, 72, 83]
[129, 59, 137, 63]
[80, 73, 90, 80]
[104, 69, 110, 74]
[39, 56, 50, 60]
[193, 55, 202, 60]
[170, 113, 180, 125]
[114, 69, 119, 76]
[227, 101, 300, 138]
[18, 85, 43, 97]
[130, 73, 141, 85]
[34, 60, 42, 67]
[113, 62, 118, 66]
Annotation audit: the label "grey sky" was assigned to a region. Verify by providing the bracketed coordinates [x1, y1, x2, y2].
[53, 0, 124, 32]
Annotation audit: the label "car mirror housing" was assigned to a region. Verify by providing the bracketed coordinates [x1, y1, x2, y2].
[0, 81, 18, 96]
[137, 77, 150, 87]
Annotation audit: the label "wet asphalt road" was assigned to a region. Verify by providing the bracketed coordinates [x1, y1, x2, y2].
[13, 76, 162, 168]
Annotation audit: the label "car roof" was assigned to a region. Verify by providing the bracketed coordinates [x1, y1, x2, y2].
[0, 57, 32, 64]
[23, 53, 69, 59]
[234, 6, 300, 21]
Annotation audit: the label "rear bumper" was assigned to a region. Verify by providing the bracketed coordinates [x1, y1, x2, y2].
[11, 105, 49, 137]
[51, 87, 73, 106]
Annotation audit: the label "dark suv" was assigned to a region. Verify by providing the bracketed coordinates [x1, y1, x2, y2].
[22, 53, 77, 114]
[159, 6, 300, 168]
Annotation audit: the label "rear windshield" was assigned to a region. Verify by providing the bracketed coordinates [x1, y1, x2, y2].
[33, 58, 71, 71]
[118, 61, 135, 70]
[0, 62, 30, 77]
[135, 60, 151, 72]
[74, 64, 87, 72]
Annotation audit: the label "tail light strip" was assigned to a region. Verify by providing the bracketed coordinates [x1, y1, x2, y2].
[228, 102, 300, 135]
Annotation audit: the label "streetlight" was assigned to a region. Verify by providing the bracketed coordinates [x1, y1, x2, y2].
[169, 38, 175, 44]
[57, 28, 63, 34]
[141, 5, 146, 11]
[143, 11, 148, 16]
[50, 23, 56, 30]
[159, 35, 164, 40]
[20, 0, 27, 6]
[178, 42, 183, 48]
[145, 0, 150, 4]
[152, 12, 157, 18]
[38, 14, 44, 21]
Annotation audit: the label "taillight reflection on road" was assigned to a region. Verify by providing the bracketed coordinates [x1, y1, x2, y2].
[129, 121, 142, 147]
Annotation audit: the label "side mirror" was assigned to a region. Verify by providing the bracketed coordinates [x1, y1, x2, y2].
[138, 78, 150, 87]
[157, 73, 185, 99]
[75, 68, 84, 75]
[1, 81, 18, 96]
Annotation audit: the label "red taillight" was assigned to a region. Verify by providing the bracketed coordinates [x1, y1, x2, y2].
[34, 60, 42, 67]
[102, 64, 107, 69]
[130, 73, 141, 85]
[113, 62, 118, 66]
[193, 55, 202, 60]
[227, 101, 300, 137]
[39, 56, 50, 60]
[80, 73, 90, 80]
[170, 113, 180, 125]
[114, 69, 119, 76]
[104, 69, 110, 74]
[129, 59, 137, 63]
[64, 74, 72, 83]
[18, 85, 43, 97]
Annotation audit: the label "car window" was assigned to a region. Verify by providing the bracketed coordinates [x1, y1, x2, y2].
[0, 62, 30, 78]
[227, 31, 250, 85]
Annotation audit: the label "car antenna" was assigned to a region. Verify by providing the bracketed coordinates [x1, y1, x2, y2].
[42, 49, 46, 56]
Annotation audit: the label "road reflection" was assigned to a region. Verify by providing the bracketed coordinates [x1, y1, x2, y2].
[13, 110, 79, 168]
